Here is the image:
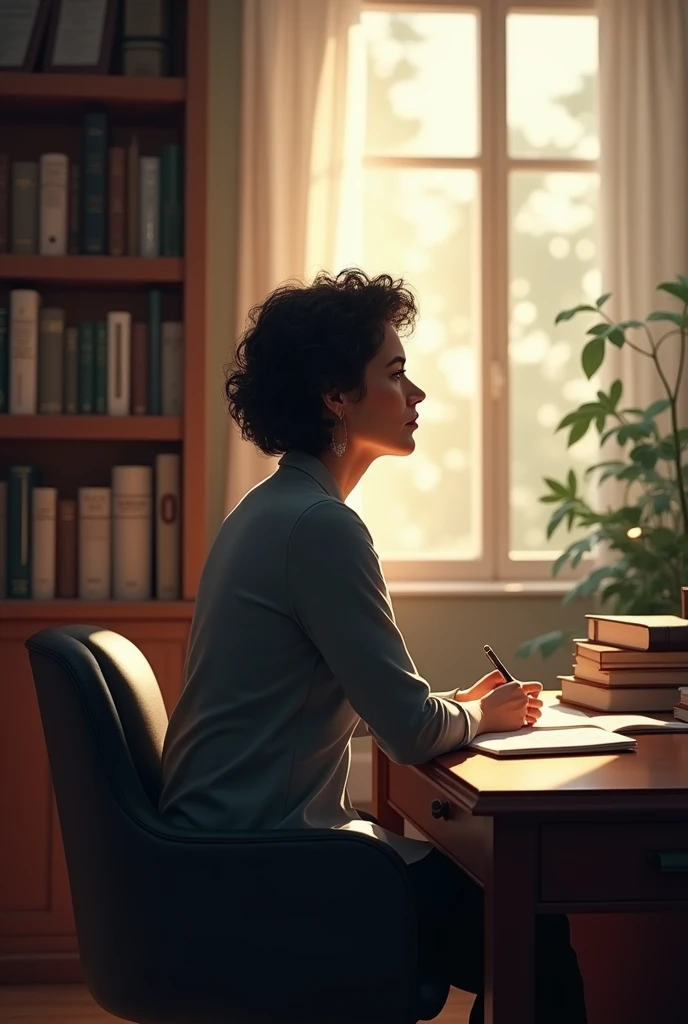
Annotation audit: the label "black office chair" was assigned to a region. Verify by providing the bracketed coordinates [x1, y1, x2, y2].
[25, 625, 450, 1024]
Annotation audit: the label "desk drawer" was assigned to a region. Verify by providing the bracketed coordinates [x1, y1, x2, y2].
[540, 822, 688, 904]
[387, 762, 490, 883]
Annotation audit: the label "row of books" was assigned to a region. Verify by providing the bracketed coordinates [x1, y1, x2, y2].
[11, 0, 179, 78]
[0, 458, 181, 602]
[674, 689, 688, 723]
[557, 614, 688, 713]
[0, 290, 182, 416]
[0, 130, 183, 258]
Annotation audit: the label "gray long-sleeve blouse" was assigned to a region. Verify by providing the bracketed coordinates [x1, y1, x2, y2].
[159, 450, 482, 864]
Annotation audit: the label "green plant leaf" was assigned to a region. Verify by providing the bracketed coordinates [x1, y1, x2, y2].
[567, 418, 592, 446]
[608, 327, 625, 347]
[630, 444, 658, 468]
[542, 476, 570, 498]
[582, 336, 605, 378]
[646, 311, 687, 327]
[595, 292, 612, 309]
[546, 500, 579, 539]
[643, 398, 671, 418]
[555, 304, 598, 324]
[652, 494, 671, 514]
[657, 281, 688, 304]
[609, 379, 622, 407]
[587, 323, 611, 336]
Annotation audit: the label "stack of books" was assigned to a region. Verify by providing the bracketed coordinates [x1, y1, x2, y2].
[674, 688, 688, 723]
[557, 614, 688, 712]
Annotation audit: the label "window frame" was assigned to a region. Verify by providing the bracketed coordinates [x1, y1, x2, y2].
[362, 0, 598, 584]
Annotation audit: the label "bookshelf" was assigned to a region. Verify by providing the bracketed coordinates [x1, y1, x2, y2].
[0, 0, 208, 983]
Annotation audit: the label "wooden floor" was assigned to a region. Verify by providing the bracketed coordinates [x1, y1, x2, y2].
[0, 984, 474, 1022]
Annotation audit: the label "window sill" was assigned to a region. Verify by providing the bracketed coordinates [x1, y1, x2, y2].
[387, 580, 574, 598]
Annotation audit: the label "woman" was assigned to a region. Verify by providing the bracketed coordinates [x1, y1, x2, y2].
[159, 269, 586, 1022]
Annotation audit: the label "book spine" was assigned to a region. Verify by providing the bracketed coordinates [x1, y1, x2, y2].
[155, 453, 180, 599]
[0, 307, 7, 413]
[78, 322, 95, 414]
[112, 465, 153, 600]
[37, 307, 65, 414]
[108, 146, 126, 256]
[8, 465, 38, 598]
[68, 163, 80, 254]
[56, 498, 77, 599]
[78, 487, 112, 600]
[9, 290, 40, 415]
[39, 154, 68, 256]
[82, 113, 108, 255]
[106, 311, 132, 415]
[0, 153, 8, 253]
[124, 0, 169, 37]
[0, 481, 6, 598]
[161, 320, 183, 414]
[31, 487, 57, 600]
[147, 289, 161, 413]
[130, 321, 148, 414]
[63, 326, 78, 413]
[11, 161, 38, 254]
[139, 156, 160, 257]
[160, 144, 183, 256]
[94, 320, 108, 414]
[123, 41, 169, 77]
[127, 135, 139, 255]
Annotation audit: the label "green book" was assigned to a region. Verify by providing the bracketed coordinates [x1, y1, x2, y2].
[63, 326, 78, 414]
[11, 161, 38, 254]
[78, 322, 95, 414]
[94, 321, 107, 413]
[38, 307, 65, 414]
[0, 308, 7, 413]
[160, 144, 183, 256]
[82, 113, 108, 254]
[8, 465, 40, 598]
[148, 289, 161, 414]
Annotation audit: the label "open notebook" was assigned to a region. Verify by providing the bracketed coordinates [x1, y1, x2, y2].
[468, 703, 688, 758]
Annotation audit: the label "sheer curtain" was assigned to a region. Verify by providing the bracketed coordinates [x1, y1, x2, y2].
[225, 0, 363, 513]
[599, 0, 688, 419]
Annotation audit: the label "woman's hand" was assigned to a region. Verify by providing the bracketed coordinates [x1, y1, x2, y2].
[454, 670, 507, 702]
[468, 676, 544, 735]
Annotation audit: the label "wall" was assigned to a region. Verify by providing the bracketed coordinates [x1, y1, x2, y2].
[204, 2, 593, 802]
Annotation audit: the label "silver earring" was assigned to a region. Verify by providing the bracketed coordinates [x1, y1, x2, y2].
[330, 413, 348, 457]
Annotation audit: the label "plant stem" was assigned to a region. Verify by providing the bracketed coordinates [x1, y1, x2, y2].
[646, 316, 688, 534]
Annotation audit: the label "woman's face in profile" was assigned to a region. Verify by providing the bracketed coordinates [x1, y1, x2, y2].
[345, 322, 426, 457]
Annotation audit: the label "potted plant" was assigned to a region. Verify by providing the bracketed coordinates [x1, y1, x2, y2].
[517, 274, 688, 660]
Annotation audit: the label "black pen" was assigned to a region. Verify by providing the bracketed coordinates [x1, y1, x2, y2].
[483, 644, 514, 683]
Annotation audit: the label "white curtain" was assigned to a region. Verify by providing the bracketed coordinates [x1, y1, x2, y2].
[225, 0, 364, 514]
[599, 0, 688, 418]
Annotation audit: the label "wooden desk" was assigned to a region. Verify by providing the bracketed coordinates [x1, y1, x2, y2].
[373, 710, 688, 1024]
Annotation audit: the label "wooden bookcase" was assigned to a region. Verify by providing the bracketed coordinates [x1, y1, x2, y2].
[0, 0, 208, 983]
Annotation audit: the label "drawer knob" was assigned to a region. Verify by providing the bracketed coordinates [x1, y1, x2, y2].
[430, 799, 450, 820]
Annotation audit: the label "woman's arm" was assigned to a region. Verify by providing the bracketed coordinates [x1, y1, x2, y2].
[286, 500, 483, 765]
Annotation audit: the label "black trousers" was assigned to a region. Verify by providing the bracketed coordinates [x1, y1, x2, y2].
[405, 846, 588, 1023]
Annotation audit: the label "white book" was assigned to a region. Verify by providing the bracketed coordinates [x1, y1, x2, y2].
[78, 487, 112, 600]
[161, 321, 183, 415]
[112, 465, 153, 600]
[31, 487, 57, 599]
[0, 481, 6, 598]
[9, 289, 40, 414]
[139, 157, 160, 257]
[39, 154, 68, 256]
[155, 453, 180, 599]
[106, 311, 132, 415]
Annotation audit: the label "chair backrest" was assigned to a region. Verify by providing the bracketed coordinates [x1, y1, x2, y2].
[51, 625, 170, 806]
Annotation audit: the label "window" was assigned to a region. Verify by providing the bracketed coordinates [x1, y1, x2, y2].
[349, 0, 599, 582]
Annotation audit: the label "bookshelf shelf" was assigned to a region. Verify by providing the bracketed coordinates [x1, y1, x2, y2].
[0, 599, 194, 620]
[0, 255, 184, 285]
[0, 73, 185, 111]
[0, 415, 183, 441]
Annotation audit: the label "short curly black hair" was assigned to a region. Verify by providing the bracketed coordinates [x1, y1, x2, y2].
[224, 267, 418, 456]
